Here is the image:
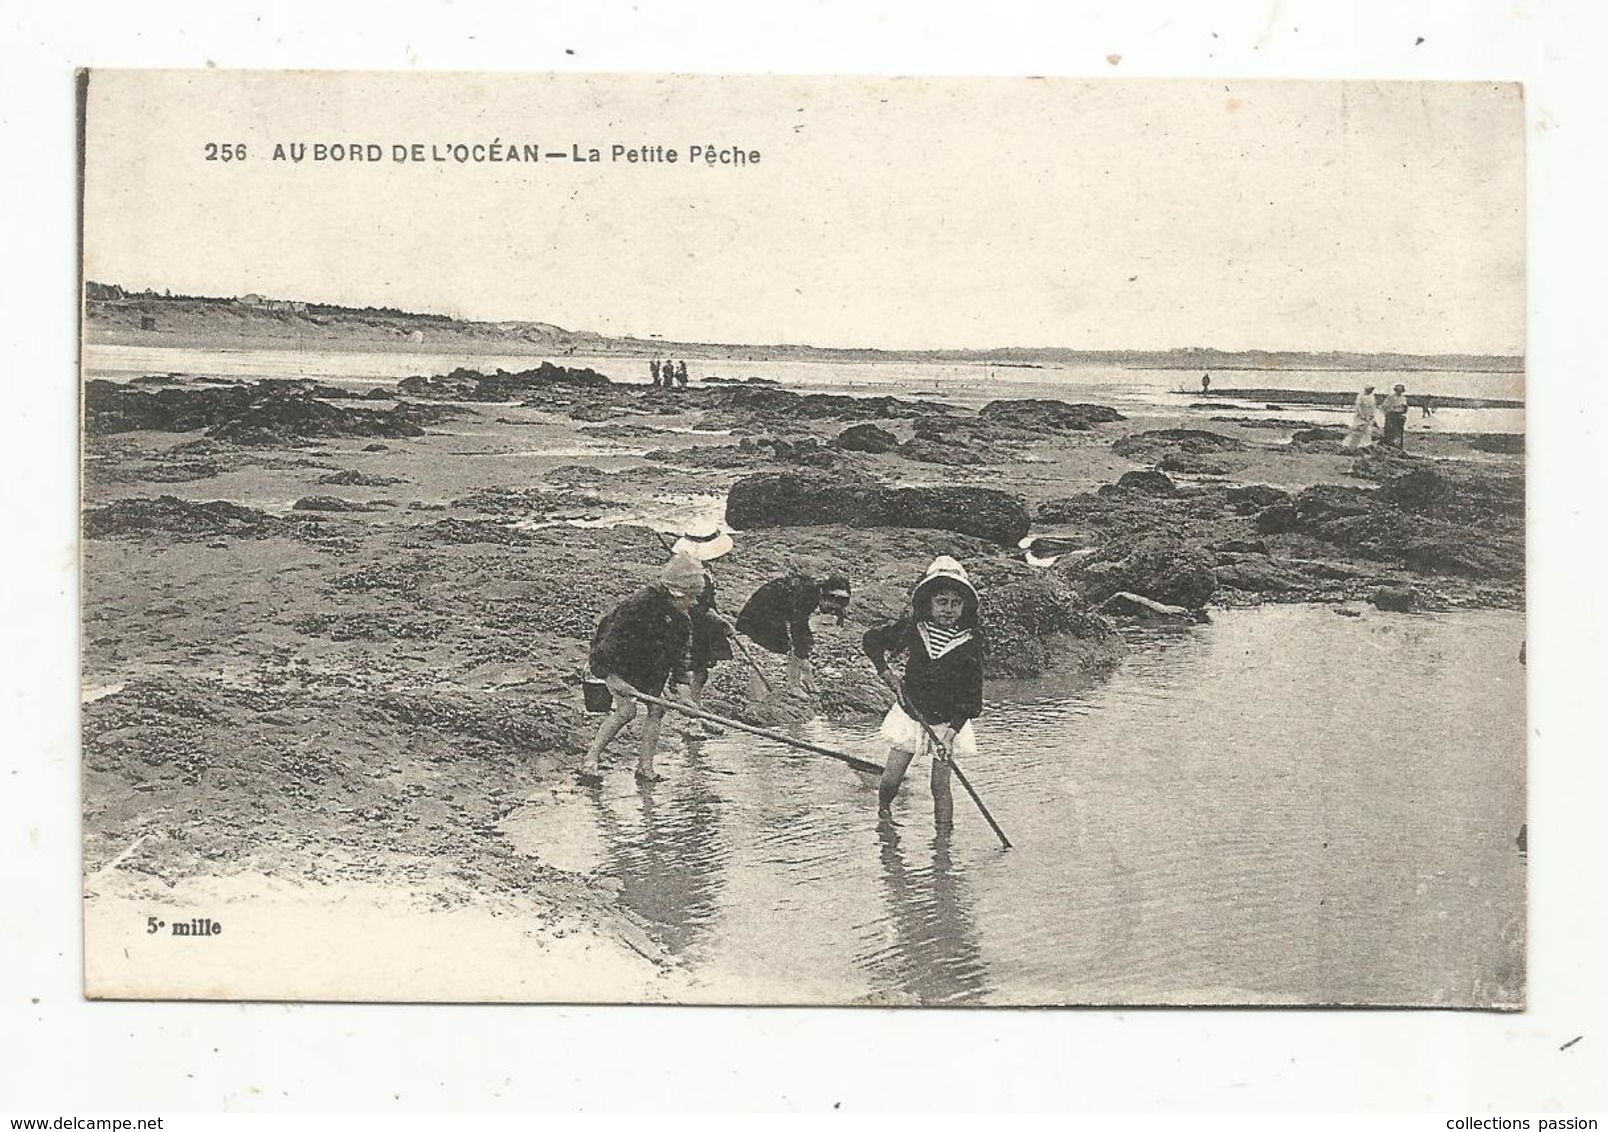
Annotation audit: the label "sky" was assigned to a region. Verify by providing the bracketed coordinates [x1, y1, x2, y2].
[82, 71, 1525, 355]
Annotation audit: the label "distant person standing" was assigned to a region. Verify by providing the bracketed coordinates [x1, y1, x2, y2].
[1201, 372, 1211, 393]
[1422, 394, 1437, 419]
[650, 358, 662, 387]
[1381, 383, 1410, 450]
[1343, 384, 1379, 451]
[675, 360, 689, 388]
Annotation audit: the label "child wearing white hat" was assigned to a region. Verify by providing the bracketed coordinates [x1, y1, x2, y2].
[862, 556, 985, 827]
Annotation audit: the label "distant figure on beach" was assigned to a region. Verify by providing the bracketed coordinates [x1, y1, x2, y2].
[579, 552, 705, 786]
[863, 556, 985, 828]
[1381, 383, 1410, 450]
[1343, 385, 1379, 451]
[675, 360, 689, 388]
[649, 358, 662, 387]
[735, 571, 852, 695]
[1201, 373, 1211, 393]
[672, 523, 738, 737]
[1422, 394, 1437, 419]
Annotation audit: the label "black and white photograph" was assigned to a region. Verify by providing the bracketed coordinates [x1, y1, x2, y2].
[78, 69, 1526, 1007]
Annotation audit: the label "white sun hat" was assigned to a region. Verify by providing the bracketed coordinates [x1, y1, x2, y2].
[671, 520, 735, 561]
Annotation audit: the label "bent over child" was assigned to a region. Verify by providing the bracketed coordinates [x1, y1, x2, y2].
[581, 552, 705, 785]
[862, 555, 985, 827]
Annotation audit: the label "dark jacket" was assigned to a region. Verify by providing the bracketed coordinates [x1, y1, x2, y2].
[862, 617, 985, 731]
[736, 574, 824, 659]
[588, 584, 692, 694]
[689, 575, 734, 669]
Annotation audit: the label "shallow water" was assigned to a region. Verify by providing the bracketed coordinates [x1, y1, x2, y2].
[502, 605, 1525, 1006]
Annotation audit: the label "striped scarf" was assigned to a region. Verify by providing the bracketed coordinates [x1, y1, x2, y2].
[918, 621, 973, 661]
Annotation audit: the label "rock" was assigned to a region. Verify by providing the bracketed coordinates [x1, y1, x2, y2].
[1214, 557, 1296, 593]
[832, 423, 899, 453]
[1111, 470, 1176, 495]
[1112, 428, 1247, 461]
[1069, 536, 1218, 610]
[292, 495, 391, 512]
[1212, 537, 1270, 556]
[896, 437, 987, 466]
[363, 443, 389, 452]
[1371, 585, 1418, 612]
[84, 378, 429, 445]
[83, 495, 286, 539]
[1158, 453, 1228, 475]
[317, 469, 405, 487]
[976, 399, 1124, 433]
[1095, 591, 1203, 620]
[978, 573, 1127, 676]
[724, 471, 1030, 545]
[1226, 484, 1293, 514]
[1289, 427, 1344, 444]
[397, 363, 611, 401]
[1470, 433, 1525, 454]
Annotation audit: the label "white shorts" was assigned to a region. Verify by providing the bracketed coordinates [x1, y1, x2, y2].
[878, 704, 977, 757]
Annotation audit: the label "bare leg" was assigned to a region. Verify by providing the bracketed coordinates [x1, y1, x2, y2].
[930, 753, 954, 830]
[685, 669, 723, 735]
[637, 704, 666, 779]
[879, 747, 915, 816]
[583, 697, 637, 775]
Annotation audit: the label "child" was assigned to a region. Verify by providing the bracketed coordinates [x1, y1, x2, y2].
[580, 552, 705, 786]
[862, 556, 984, 827]
[736, 570, 852, 695]
[671, 522, 738, 736]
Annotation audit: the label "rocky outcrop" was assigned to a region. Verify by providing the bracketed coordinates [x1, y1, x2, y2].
[85, 378, 431, 445]
[292, 496, 394, 512]
[832, 423, 899, 453]
[977, 399, 1124, 433]
[1069, 536, 1219, 610]
[724, 471, 1031, 545]
[1226, 484, 1293, 514]
[397, 363, 610, 401]
[84, 495, 287, 539]
[1371, 585, 1418, 612]
[972, 572, 1127, 676]
[1112, 428, 1247, 463]
[1110, 470, 1176, 495]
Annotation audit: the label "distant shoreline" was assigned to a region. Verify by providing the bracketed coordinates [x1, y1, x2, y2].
[83, 292, 1525, 375]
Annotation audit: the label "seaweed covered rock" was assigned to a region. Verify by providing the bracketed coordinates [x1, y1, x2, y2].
[977, 573, 1127, 677]
[1108, 469, 1176, 495]
[1112, 428, 1247, 463]
[724, 471, 1030, 545]
[977, 399, 1124, 433]
[832, 423, 899, 453]
[291, 496, 393, 513]
[397, 363, 610, 401]
[1069, 535, 1219, 610]
[1226, 484, 1293, 514]
[84, 495, 287, 539]
[85, 378, 429, 445]
[1158, 452, 1228, 476]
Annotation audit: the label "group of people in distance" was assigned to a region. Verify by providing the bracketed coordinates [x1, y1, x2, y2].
[649, 358, 689, 388]
[1344, 382, 1428, 452]
[580, 522, 983, 828]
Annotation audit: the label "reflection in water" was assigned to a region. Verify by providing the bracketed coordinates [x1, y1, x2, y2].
[501, 606, 1525, 1005]
[586, 744, 728, 956]
[860, 822, 988, 1004]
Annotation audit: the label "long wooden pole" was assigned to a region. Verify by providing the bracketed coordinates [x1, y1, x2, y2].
[628, 688, 884, 775]
[894, 689, 1013, 850]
